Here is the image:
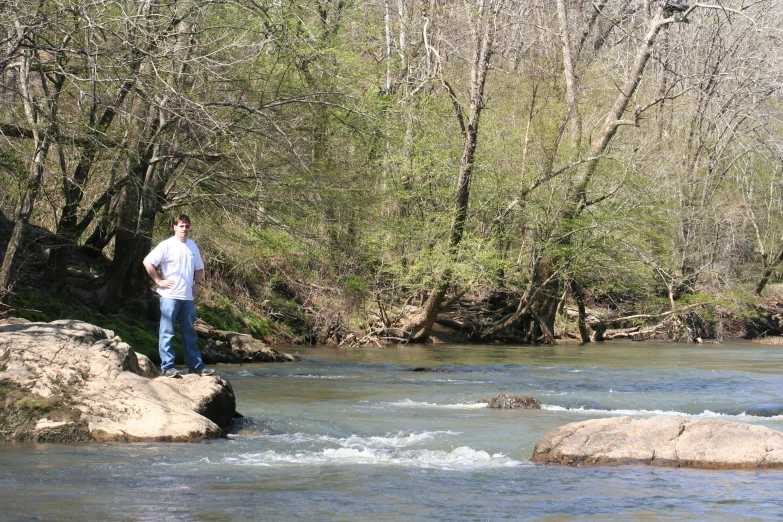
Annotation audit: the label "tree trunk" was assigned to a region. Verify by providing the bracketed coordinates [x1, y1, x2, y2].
[49, 48, 143, 274]
[0, 27, 54, 292]
[0, 133, 50, 290]
[754, 245, 783, 296]
[507, 7, 677, 343]
[570, 279, 591, 342]
[96, 108, 160, 311]
[97, 159, 163, 313]
[407, 279, 449, 342]
[556, 0, 581, 148]
[402, 0, 504, 342]
[97, 1, 196, 312]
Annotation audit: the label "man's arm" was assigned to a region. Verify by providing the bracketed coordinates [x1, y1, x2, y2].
[143, 260, 175, 289]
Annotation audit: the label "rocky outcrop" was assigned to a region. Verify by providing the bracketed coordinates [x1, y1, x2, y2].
[195, 321, 298, 364]
[0, 320, 236, 442]
[477, 394, 541, 409]
[532, 416, 783, 469]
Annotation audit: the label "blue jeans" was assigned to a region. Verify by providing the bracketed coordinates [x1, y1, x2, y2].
[159, 297, 206, 372]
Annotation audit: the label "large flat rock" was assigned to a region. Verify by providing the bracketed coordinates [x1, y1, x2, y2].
[0, 320, 236, 442]
[532, 416, 783, 469]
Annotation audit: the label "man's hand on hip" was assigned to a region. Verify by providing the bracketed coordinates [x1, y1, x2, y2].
[157, 279, 176, 289]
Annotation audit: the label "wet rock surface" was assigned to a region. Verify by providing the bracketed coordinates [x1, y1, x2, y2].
[476, 394, 541, 409]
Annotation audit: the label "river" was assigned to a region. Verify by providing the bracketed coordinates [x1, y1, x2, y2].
[1, 340, 782, 520]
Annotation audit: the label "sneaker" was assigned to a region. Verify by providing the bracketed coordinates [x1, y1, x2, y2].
[191, 368, 215, 376]
[162, 368, 181, 378]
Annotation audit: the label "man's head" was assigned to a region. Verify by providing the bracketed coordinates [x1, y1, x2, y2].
[172, 214, 191, 228]
[172, 214, 191, 242]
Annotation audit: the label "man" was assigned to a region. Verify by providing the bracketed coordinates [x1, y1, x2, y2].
[143, 215, 215, 377]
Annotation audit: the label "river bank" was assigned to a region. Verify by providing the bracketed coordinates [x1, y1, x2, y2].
[4, 216, 783, 358]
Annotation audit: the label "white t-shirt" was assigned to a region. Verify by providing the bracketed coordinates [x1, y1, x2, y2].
[143, 236, 205, 300]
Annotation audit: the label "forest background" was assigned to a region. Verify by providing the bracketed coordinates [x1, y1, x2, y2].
[2, 0, 783, 361]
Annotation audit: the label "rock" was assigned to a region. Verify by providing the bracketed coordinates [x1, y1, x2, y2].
[409, 367, 453, 373]
[0, 320, 236, 442]
[0, 317, 31, 326]
[743, 404, 783, 417]
[476, 394, 541, 409]
[532, 416, 783, 469]
[195, 321, 298, 364]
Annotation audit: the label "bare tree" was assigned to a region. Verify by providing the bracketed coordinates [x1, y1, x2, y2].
[0, 11, 62, 292]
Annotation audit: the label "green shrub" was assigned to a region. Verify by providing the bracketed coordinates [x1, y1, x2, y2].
[197, 294, 271, 337]
[268, 297, 310, 335]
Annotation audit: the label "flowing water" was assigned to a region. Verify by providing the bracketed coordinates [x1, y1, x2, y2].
[2, 341, 783, 520]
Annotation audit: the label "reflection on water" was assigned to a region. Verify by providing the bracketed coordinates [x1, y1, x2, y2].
[2, 340, 783, 520]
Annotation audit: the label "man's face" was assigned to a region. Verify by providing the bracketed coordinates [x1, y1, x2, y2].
[173, 221, 190, 242]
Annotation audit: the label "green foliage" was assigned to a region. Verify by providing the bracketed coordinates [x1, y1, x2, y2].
[0, 147, 25, 179]
[268, 297, 310, 336]
[9, 290, 163, 363]
[190, 214, 305, 291]
[109, 317, 162, 362]
[345, 275, 365, 295]
[197, 294, 271, 338]
[17, 398, 49, 412]
[2, 0, 781, 345]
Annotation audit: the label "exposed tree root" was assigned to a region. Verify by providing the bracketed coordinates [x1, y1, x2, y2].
[367, 292, 731, 345]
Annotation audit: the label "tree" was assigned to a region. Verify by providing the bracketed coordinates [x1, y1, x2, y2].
[388, 0, 506, 342]
[0, 5, 61, 292]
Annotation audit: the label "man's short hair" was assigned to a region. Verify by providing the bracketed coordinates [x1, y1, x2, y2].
[172, 214, 191, 227]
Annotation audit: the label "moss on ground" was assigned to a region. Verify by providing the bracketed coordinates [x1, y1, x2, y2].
[9, 289, 167, 363]
[0, 380, 89, 442]
[8, 287, 286, 363]
[197, 293, 271, 338]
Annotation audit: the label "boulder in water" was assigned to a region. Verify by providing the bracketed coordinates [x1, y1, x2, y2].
[743, 404, 783, 418]
[532, 416, 783, 469]
[0, 320, 236, 442]
[477, 394, 541, 409]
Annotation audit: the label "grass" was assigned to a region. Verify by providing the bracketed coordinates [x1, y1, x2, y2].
[9, 289, 168, 363]
[8, 287, 284, 363]
[198, 293, 272, 338]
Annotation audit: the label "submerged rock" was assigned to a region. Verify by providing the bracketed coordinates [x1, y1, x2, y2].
[532, 416, 783, 469]
[0, 320, 236, 442]
[477, 394, 541, 409]
[743, 405, 783, 417]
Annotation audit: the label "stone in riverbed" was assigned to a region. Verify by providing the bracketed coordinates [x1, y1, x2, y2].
[476, 394, 541, 409]
[532, 416, 783, 469]
[194, 321, 298, 364]
[0, 320, 236, 442]
[743, 404, 783, 417]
